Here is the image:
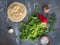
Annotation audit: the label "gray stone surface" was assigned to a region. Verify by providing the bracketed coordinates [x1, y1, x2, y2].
[0, 0, 60, 45]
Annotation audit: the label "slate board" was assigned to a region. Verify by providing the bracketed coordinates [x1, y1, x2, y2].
[0, 0, 60, 45]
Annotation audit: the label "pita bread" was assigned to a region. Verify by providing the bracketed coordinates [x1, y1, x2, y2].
[7, 2, 27, 22]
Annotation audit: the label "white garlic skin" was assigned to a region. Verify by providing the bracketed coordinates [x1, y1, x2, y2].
[8, 28, 14, 34]
[40, 36, 49, 45]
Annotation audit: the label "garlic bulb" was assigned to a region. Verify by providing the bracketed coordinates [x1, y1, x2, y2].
[8, 28, 14, 34]
[40, 36, 49, 45]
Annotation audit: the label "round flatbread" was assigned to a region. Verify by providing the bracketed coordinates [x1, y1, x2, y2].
[7, 2, 27, 22]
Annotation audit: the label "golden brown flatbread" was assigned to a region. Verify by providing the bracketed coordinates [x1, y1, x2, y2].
[7, 2, 27, 22]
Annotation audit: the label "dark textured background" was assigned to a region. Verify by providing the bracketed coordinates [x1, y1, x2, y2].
[0, 0, 60, 45]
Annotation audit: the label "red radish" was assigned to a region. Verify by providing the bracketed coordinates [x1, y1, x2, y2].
[38, 13, 44, 20]
[41, 17, 48, 23]
[38, 13, 48, 23]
